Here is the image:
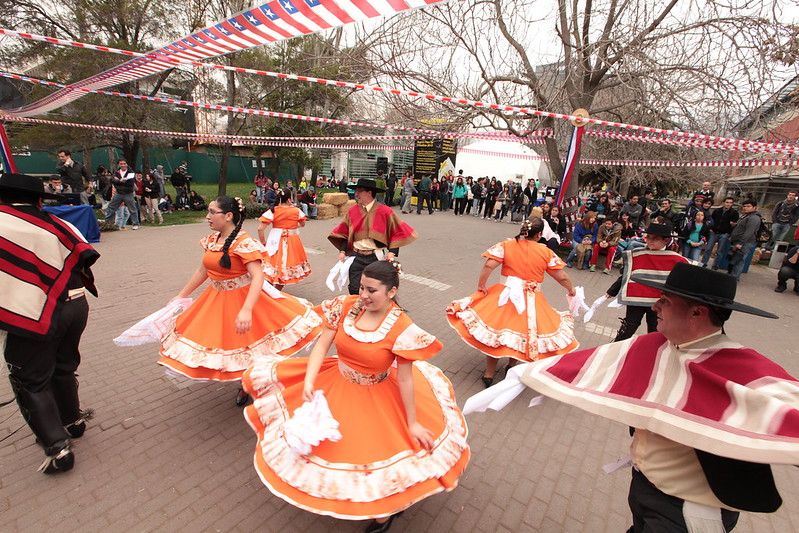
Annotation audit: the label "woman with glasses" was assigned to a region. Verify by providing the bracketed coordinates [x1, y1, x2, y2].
[157, 196, 322, 404]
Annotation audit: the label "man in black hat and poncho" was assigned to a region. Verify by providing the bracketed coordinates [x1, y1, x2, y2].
[0, 173, 99, 473]
[328, 178, 417, 294]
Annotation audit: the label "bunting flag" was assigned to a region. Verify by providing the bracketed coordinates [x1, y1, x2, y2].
[4, 0, 449, 117]
[0, 123, 17, 172]
[554, 125, 585, 207]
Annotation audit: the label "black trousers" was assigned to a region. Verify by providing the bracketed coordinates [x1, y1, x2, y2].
[627, 468, 739, 533]
[348, 253, 379, 295]
[614, 305, 658, 342]
[416, 191, 433, 214]
[5, 296, 88, 449]
[454, 197, 467, 215]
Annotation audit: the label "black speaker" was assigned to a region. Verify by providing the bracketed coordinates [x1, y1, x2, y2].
[376, 157, 388, 174]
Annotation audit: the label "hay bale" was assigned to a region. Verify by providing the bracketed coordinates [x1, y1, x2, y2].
[323, 192, 349, 206]
[338, 200, 356, 216]
[316, 204, 339, 220]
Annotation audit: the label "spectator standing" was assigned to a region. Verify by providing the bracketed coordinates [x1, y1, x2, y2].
[471, 177, 485, 216]
[142, 173, 163, 224]
[452, 176, 468, 216]
[767, 190, 799, 250]
[56, 150, 89, 202]
[483, 179, 501, 219]
[170, 165, 187, 197]
[727, 199, 762, 281]
[151, 165, 166, 198]
[254, 170, 268, 203]
[523, 179, 538, 217]
[385, 169, 397, 207]
[702, 197, 738, 269]
[401, 173, 417, 214]
[105, 159, 140, 230]
[416, 173, 434, 215]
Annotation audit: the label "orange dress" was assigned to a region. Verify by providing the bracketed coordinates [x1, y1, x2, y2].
[259, 206, 311, 285]
[241, 295, 470, 520]
[447, 238, 578, 361]
[158, 231, 322, 381]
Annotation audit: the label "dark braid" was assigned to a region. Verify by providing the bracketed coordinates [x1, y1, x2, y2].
[216, 196, 247, 269]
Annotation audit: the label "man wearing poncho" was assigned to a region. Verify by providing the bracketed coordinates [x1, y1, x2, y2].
[328, 178, 417, 295]
[466, 264, 796, 532]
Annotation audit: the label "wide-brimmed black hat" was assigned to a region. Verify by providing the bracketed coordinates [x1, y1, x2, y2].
[632, 262, 777, 318]
[0, 172, 63, 200]
[347, 178, 385, 192]
[642, 222, 675, 238]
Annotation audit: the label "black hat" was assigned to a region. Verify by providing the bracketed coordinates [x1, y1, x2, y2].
[0, 172, 63, 200]
[347, 178, 385, 192]
[631, 262, 777, 318]
[643, 222, 675, 238]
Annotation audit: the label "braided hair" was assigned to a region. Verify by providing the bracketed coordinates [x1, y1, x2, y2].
[215, 196, 247, 269]
[275, 187, 292, 206]
[515, 217, 545, 241]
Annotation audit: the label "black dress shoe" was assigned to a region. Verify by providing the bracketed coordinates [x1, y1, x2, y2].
[481, 376, 494, 388]
[39, 444, 74, 474]
[365, 512, 403, 533]
[235, 389, 250, 406]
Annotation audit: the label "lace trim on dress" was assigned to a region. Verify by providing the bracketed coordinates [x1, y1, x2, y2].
[160, 307, 322, 373]
[447, 296, 576, 361]
[342, 302, 402, 344]
[263, 261, 312, 284]
[201, 232, 265, 254]
[246, 359, 469, 503]
[320, 295, 349, 329]
[392, 323, 437, 352]
[212, 273, 251, 291]
[338, 359, 389, 385]
[484, 242, 505, 259]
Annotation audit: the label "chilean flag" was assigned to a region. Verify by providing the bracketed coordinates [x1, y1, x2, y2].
[554, 125, 585, 208]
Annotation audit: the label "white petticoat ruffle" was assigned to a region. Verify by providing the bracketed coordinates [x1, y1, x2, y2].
[160, 308, 322, 373]
[245, 358, 469, 503]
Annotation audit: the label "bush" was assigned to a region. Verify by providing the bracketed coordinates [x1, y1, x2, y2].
[98, 220, 119, 232]
[246, 203, 268, 219]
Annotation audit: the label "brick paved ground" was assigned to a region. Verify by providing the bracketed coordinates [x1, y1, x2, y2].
[1, 206, 798, 532]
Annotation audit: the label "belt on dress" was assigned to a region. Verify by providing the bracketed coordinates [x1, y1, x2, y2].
[338, 359, 389, 385]
[352, 248, 375, 255]
[211, 273, 251, 291]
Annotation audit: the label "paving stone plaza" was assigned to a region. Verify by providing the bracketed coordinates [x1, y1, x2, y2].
[1, 211, 797, 532]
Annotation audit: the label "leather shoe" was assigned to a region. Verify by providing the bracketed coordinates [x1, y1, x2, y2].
[365, 512, 403, 533]
[481, 376, 494, 388]
[235, 389, 250, 407]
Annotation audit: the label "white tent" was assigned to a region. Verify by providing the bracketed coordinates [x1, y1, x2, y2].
[455, 139, 548, 184]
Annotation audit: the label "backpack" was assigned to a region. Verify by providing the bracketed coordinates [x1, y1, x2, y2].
[756, 215, 771, 244]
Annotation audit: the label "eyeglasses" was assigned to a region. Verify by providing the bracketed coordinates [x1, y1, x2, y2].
[207, 209, 225, 215]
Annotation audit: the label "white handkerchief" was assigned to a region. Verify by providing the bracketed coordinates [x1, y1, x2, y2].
[262, 280, 286, 299]
[463, 364, 532, 414]
[583, 295, 609, 323]
[326, 256, 355, 292]
[113, 298, 193, 346]
[498, 276, 526, 314]
[283, 391, 342, 456]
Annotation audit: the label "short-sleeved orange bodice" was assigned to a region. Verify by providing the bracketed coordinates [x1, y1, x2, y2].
[447, 238, 578, 361]
[241, 295, 470, 519]
[259, 206, 311, 285]
[158, 231, 322, 381]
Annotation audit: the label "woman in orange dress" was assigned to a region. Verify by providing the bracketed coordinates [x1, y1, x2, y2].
[257, 187, 311, 290]
[159, 196, 322, 403]
[242, 261, 469, 532]
[447, 217, 578, 388]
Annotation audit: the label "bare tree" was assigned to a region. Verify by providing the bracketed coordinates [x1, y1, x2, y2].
[358, 0, 797, 208]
